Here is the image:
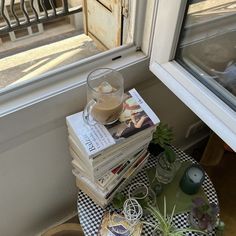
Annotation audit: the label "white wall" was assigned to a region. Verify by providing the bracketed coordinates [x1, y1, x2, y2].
[135, 77, 200, 148]
[0, 125, 76, 236]
[0, 59, 199, 236]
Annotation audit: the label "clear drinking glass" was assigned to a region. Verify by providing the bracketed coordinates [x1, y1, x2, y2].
[83, 68, 124, 125]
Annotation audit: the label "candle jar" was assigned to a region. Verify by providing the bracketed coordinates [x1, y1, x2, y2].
[155, 151, 181, 184]
[180, 164, 205, 195]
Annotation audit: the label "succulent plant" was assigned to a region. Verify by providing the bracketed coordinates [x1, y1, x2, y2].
[190, 197, 219, 231]
[152, 123, 174, 148]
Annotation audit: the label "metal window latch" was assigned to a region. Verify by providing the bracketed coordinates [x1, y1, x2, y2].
[122, 0, 129, 18]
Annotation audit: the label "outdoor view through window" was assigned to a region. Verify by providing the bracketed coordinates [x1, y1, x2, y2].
[176, 0, 236, 110]
[0, 0, 134, 90]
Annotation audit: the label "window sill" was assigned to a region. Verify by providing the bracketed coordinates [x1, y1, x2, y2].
[150, 60, 236, 151]
[0, 49, 150, 149]
[0, 47, 147, 118]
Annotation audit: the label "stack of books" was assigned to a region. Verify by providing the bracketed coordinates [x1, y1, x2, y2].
[66, 88, 160, 207]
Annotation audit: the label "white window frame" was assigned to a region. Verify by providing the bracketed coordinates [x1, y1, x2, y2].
[0, 0, 154, 117]
[149, 0, 236, 151]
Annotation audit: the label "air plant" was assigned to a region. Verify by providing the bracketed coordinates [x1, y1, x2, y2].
[112, 193, 206, 236]
[146, 197, 206, 236]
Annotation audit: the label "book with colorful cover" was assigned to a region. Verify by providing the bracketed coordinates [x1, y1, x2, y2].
[74, 150, 149, 202]
[75, 156, 147, 207]
[70, 139, 150, 180]
[97, 149, 147, 190]
[104, 152, 148, 200]
[98, 212, 142, 236]
[66, 88, 160, 159]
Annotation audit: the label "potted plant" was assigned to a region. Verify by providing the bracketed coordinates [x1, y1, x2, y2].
[148, 123, 180, 184]
[146, 197, 206, 236]
[112, 193, 206, 236]
[148, 123, 174, 156]
[189, 197, 219, 232]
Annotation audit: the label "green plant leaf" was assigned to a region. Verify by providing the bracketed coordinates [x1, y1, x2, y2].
[112, 192, 125, 209]
[164, 146, 176, 163]
[144, 197, 206, 235]
[152, 123, 174, 148]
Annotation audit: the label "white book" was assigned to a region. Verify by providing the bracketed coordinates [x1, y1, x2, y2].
[106, 156, 148, 202]
[71, 138, 151, 180]
[68, 127, 154, 168]
[99, 150, 149, 193]
[66, 88, 160, 159]
[96, 150, 143, 190]
[75, 153, 148, 207]
[74, 151, 149, 200]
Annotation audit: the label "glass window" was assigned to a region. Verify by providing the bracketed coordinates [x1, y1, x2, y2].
[0, 0, 136, 90]
[176, 0, 236, 110]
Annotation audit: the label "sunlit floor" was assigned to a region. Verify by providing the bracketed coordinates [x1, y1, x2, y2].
[188, 0, 236, 24]
[0, 32, 101, 88]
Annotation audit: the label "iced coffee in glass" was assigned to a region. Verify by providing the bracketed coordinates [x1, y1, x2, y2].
[83, 68, 124, 125]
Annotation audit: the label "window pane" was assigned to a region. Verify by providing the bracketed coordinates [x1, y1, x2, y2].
[176, 0, 236, 110]
[0, 0, 136, 90]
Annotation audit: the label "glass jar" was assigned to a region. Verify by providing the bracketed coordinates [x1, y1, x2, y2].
[155, 152, 181, 184]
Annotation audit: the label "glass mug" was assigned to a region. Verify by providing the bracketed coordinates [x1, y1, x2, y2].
[83, 68, 124, 125]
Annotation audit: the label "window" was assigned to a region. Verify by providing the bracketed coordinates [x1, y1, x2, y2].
[150, 0, 236, 150]
[0, 0, 139, 90]
[176, 0, 236, 110]
[0, 0, 153, 117]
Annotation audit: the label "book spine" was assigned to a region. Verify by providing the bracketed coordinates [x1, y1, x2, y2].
[97, 148, 147, 190]
[71, 160, 95, 182]
[105, 153, 149, 199]
[69, 148, 94, 175]
[76, 181, 107, 207]
[93, 139, 151, 179]
[70, 136, 151, 181]
[68, 135, 93, 165]
[74, 152, 149, 201]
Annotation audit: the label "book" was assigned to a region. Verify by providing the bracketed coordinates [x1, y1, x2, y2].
[74, 151, 149, 207]
[68, 126, 154, 168]
[105, 152, 148, 200]
[96, 149, 146, 190]
[75, 156, 147, 207]
[74, 149, 148, 197]
[70, 136, 151, 180]
[98, 211, 143, 236]
[66, 88, 160, 159]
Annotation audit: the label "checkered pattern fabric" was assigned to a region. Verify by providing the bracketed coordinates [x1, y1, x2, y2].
[77, 147, 218, 235]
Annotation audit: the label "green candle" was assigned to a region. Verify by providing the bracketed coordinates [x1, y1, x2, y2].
[180, 164, 205, 195]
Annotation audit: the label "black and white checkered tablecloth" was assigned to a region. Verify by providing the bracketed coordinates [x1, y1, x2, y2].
[77, 148, 218, 236]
